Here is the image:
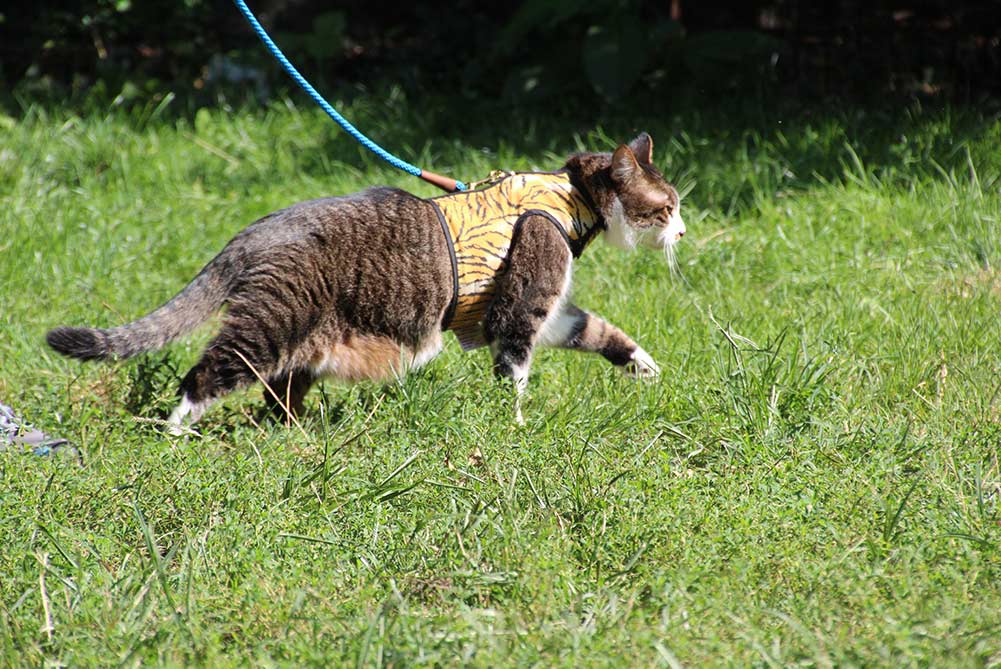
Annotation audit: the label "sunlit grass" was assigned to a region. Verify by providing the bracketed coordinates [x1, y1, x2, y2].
[1, 98, 999, 667]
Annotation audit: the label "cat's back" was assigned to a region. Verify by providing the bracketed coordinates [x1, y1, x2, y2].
[226, 186, 453, 340]
[241, 186, 434, 241]
[220, 186, 443, 264]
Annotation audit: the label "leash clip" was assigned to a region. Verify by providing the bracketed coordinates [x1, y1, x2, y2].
[467, 170, 516, 190]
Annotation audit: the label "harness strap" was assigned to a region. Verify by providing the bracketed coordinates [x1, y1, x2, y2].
[519, 210, 579, 257]
[566, 171, 607, 232]
[429, 201, 460, 329]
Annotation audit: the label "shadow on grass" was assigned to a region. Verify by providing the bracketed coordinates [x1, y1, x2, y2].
[273, 92, 1001, 218]
[6, 85, 1000, 222]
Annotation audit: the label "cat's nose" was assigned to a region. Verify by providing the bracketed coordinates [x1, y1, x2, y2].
[674, 216, 686, 240]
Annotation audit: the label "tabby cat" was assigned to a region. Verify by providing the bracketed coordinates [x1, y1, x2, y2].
[47, 133, 685, 428]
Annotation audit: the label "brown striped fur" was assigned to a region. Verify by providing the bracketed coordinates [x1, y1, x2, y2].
[46, 133, 684, 429]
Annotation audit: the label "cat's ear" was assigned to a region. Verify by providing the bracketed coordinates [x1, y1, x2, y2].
[611, 144, 641, 183]
[629, 133, 654, 165]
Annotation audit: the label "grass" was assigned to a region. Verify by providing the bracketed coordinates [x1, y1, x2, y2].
[1, 95, 1000, 667]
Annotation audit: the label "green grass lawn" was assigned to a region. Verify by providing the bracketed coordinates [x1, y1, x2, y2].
[1, 98, 999, 667]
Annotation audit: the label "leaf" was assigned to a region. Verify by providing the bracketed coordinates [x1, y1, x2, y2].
[305, 12, 346, 61]
[499, 0, 595, 53]
[194, 107, 212, 134]
[582, 15, 649, 101]
[682, 30, 784, 83]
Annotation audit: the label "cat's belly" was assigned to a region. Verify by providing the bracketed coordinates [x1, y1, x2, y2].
[309, 331, 443, 383]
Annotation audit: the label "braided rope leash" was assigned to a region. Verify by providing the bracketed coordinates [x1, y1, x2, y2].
[232, 0, 466, 193]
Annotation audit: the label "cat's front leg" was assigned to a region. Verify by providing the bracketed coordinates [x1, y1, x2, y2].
[544, 304, 660, 378]
[483, 215, 574, 424]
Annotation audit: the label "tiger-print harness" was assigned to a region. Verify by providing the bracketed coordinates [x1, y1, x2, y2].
[429, 171, 605, 350]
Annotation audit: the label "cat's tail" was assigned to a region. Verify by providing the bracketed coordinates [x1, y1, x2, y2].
[47, 263, 232, 362]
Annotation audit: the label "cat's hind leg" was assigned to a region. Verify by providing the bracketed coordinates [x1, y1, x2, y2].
[167, 394, 212, 434]
[168, 319, 286, 432]
[262, 369, 316, 423]
[482, 214, 573, 424]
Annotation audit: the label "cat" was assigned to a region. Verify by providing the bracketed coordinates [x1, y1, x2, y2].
[46, 133, 686, 429]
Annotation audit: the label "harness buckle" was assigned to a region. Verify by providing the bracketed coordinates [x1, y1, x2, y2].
[466, 170, 517, 190]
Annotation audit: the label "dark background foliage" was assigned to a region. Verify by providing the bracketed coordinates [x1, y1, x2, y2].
[2, 0, 1000, 113]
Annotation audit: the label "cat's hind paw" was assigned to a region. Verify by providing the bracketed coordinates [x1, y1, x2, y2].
[623, 347, 660, 379]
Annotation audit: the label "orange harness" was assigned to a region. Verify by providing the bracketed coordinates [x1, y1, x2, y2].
[429, 172, 604, 350]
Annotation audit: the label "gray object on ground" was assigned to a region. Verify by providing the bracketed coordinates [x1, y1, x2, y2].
[0, 402, 82, 464]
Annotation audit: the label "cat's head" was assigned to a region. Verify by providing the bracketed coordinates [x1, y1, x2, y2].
[602, 133, 686, 256]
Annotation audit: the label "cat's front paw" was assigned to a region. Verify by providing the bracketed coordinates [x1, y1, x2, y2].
[623, 347, 660, 379]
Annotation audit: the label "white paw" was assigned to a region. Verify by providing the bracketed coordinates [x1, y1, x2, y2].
[166, 394, 209, 436]
[623, 347, 660, 379]
[166, 422, 187, 437]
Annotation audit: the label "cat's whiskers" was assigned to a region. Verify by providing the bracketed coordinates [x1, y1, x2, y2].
[657, 227, 690, 286]
[664, 239, 685, 283]
[663, 239, 676, 271]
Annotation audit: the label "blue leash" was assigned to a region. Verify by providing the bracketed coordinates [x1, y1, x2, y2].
[232, 0, 466, 193]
